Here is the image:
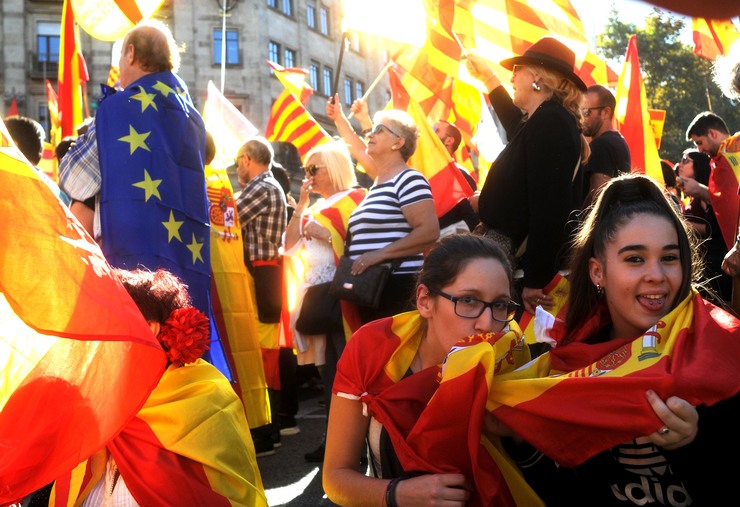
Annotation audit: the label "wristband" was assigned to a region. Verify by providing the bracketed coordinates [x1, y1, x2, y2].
[384, 478, 401, 507]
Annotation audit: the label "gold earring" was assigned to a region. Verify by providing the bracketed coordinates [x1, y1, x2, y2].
[596, 283, 604, 296]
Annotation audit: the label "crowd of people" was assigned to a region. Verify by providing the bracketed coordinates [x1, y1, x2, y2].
[4, 14, 740, 507]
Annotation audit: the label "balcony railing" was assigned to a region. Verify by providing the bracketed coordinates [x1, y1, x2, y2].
[28, 52, 59, 79]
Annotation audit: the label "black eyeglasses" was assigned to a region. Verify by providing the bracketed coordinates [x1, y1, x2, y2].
[581, 106, 607, 118]
[368, 123, 401, 138]
[304, 164, 325, 176]
[428, 288, 520, 322]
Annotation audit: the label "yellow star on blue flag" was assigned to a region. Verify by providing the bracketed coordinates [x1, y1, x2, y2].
[132, 169, 162, 202]
[118, 125, 151, 155]
[130, 86, 158, 113]
[186, 233, 204, 264]
[162, 210, 184, 243]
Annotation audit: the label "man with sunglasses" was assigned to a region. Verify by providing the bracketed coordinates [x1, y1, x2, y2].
[577, 85, 630, 208]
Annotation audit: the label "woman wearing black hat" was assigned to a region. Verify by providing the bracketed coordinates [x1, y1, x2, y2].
[465, 37, 590, 317]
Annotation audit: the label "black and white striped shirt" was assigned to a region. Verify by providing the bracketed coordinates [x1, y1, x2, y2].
[347, 169, 433, 275]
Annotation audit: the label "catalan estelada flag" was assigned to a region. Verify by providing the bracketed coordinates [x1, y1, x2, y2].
[0, 118, 166, 504]
[709, 133, 740, 249]
[490, 291, 740, 467]
[692, 18, 740, 61]
[334, 311, 542, 507]
[51, 359, 268, 506]
[265, 89, 332, 158]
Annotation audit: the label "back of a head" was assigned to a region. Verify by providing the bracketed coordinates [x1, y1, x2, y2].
[114, 267, 190, 324]
[55, 136, 76, 161]
[6, 116, 45, 166]
[660, 160, 677, 188]
[270, 162, 291, 195]
[125, 19, 180, 73]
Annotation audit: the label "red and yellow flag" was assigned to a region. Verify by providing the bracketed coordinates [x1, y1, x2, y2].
[264, 89, 332, 158]
[615, 35, 664, 185]
[491, 292, 740, 467]
[266, 60, 314, 104]
[0, 118, 166, 503]
[709, 133, 740, 249]
[334, 312, 541, 507]
[692, 18, 740, 61]
[52, 360, 268, 507]
[5, 97, 18, 118]
[205, 163, 270, 429]
[58, 0, 89, 137]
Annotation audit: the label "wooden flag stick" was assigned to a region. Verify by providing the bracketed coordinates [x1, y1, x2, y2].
[347, 60, 394, 120]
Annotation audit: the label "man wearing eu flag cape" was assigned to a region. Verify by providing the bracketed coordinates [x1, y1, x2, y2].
[59, 19, 229, 375]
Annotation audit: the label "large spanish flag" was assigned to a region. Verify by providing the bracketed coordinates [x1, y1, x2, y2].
[335, 312, 541, 506]
[709, 133, 740, 249]
[692, 18, 740, 61]
[52, 359, 268, 506]
[491, 291, 740, 467]
[0, 119, 166, 503]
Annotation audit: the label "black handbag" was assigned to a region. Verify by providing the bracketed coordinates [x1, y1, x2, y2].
[295, 282, 344, 335]
[329, 256, 392, 309]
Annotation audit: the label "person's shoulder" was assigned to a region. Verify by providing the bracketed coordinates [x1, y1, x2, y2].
[529, 102, 576, 128]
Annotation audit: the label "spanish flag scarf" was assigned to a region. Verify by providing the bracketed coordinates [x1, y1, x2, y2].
[490, 291, 740, 467]
[334, 311, 543, 507]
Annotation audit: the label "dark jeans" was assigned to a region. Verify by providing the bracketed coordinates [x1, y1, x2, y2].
[279, 346, 298, 418]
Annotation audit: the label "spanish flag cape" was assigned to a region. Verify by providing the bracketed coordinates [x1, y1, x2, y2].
[0, 119, 166, 504]
[283, 187, 366, 353]
[51, 359, 267, 507]
[491, 291, 740, 467]
[709, 132, 740, 249]
[205, 164, 269, 429]
[333, 311, 543, 507]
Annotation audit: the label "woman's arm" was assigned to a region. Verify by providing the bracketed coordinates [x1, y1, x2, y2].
[326, 94, 378, 180]
[354, 200, 440, 272]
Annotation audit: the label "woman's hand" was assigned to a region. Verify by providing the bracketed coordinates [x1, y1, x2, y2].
[645, 390, 698, 450]
[326, 94, 344, 122]
[394, 474, 472, 507]
[303, 219, 331, 243]
[350, 99, 372, 129]
[463, 50, 501, 93]
[350, 250, 385, 275]
[521, 286, 553, 314]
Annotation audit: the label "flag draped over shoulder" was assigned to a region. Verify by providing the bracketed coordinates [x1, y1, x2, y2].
[615, 35, 664, 185]
[334, 312, 542, 507]
[491, 291, 740, 467]
[709, 133, 740, 249]
[52, 359, 268, 507]
[58, 0, 89, 137]
[205, 164, 270, 429]
[0, 118, 166, 503]
[692, 18, 740, 61]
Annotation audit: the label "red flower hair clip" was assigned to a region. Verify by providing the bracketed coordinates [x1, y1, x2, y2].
[158, 307, 210, 366]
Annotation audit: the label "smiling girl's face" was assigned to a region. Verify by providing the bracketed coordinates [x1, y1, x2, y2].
[589, 213, 683, 340]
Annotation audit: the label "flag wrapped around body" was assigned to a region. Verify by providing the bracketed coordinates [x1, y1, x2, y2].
[334, 311, 542, 507]
[491, 291, 740, 467]
[708, 133, 740, 249]
[51, 359, 267, 507]
[0, 119, 166, 503]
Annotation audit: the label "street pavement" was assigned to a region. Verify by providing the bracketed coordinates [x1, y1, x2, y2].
[258, 379, 352, 506]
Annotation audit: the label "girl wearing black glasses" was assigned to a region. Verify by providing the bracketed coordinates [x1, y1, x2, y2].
[323, 233, 541, 507]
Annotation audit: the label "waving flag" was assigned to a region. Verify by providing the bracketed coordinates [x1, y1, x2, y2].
[709, 134, 740, 249]
[265, 89, 332, 158]
[5, 98, 18, 118]
[58, 0, 89, 137]
[692, 18, 740, 61]
[70, 0, 164, 41]
[266, 61, 314, 104]
[203, 80, 259, 170]
[491, 292, 740, 467]
[615, 35, 664, 184]
[0, 118, 166, 503]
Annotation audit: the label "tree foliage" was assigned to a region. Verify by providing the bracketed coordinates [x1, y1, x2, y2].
[597, 8, 740, 163]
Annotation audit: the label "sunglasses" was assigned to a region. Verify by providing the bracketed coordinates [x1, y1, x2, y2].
[581, 106, 607, 118]
[368, 123, 401, 138]
[304, 164, 325, 177]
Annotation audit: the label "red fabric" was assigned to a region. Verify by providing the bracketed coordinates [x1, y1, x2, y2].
[709, 137, 740, 249]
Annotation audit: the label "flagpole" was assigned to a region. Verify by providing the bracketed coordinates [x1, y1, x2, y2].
[332, 32, 348, 100]
[347, 60, 393, 120]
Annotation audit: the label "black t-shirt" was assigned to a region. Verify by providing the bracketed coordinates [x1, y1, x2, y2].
[575, 130, 631, 207]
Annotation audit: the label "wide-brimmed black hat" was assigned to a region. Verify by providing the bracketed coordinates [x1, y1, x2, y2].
[500, 37, 587, 92]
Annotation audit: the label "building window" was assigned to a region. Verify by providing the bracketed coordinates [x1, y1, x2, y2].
[267, 0, 277, 7]
[213, 28, 240, 65]
[281, 0, 293, 16]
[349, 31, 361, 53]
[37, 22, 60, 63]
[343, 78, 353, 105]
[284, 48, 296, 68]
[322, 67, 333, 97]
[355, 81, 365, 101]
[319, 6, 329, 35]
[309, 62, 319, 90]
[268, 41, 281, 66]
[307, 3, 316, 29]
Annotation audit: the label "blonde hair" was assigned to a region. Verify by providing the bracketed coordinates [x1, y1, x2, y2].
[304, 141, 357, 191]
